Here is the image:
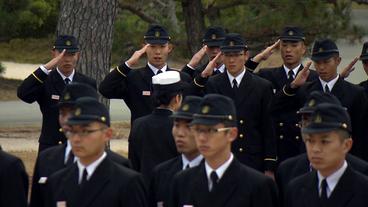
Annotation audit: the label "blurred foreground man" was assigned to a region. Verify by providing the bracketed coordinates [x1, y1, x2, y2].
[171, 94, 278, 207]
[286, 103, 368, 207]
[47, 97, 147, 207]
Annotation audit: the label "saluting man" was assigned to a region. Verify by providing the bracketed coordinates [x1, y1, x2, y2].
[99, 24, 191, 125]
[17, 35, 96, 152]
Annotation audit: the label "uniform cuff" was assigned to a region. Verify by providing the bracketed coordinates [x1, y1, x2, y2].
[194, 75, 208, 87]
[115, 62, 132, 77]
[186, 64, 196, 70]
[283, 84, 298, 96]
[245, 58, 259, 71]
[39, 65, 50, 75]
[264, 158, 277, 171]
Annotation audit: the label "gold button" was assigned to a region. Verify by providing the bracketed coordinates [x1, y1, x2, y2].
[239, 134, 244, 138]
[239, 120, 244, 124]
[279, 135, 284, 139]
[58, 141, 62, 144]
[296, 136, 300, 140]
[295, 123, 299, 127]
[239, 148, 244, 152]
[279, 122, 284, 126]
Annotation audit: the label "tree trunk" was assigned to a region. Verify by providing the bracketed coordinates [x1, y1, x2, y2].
[181, 0, 205, 56]
[56, 0, 118, 107]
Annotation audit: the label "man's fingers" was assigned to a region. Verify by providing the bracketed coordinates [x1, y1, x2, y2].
[303, 61, 312, 71]
[270, 39, 281, 50]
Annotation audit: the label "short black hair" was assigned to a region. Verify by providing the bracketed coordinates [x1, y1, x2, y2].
[152, 92, 182, 107]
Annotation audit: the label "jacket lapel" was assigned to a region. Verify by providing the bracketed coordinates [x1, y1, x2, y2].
[302, 171, 321, 207]
[192, 163, 212, 206]
[275, 67, 288, 89]
[210, 159, 239, 207]
[327, 167, 354, 207]
[50, 70, 66, 95]
[331, 77, 345, 101]
[62, 164, 81, 207]
[46, 144, 67, 174]
[236, 71, 254, 107]
[78, 158, 111, 207]
[217, 73, 236, 101]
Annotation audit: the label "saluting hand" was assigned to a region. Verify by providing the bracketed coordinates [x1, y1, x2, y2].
[291, 61, 311, 88]
[201, 52, 222, 78]
[188, 45, 207, 68]
[126, 44, 150, 67]
[339, 56, 359, 79]
[44, 49, 66, 70]
[252, 39, 280, 63]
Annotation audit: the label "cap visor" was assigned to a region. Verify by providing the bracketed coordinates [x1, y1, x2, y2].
[57, 101, 75, 108]
[311, 53, 336, 61]
[220, 47, 244, 53]
[67, 118, 95, 126]
[301, 126, 339, 134]
[56, 48, 79, 53]
[279, 37, 304, 42]
[145, 39, 168, 44]
[204, 40, 223, 47]
[190, 117, 223, 126]
[171, 113, 193, 120]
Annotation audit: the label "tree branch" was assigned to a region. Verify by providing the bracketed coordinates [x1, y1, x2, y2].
[118, 1, 158, 24]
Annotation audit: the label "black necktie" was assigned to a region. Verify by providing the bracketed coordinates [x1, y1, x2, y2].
[80, 168, 88, 186]
[64, 78, 70, 85]
[185, 164, 190, 169]
[156, 70, 162, 75]
[66, 151, 74, 166]
[287, 70, 294, 83]
[210, 171, 219, 191]
[232, 79, 238, 89]
[324, 84, 330, 93]
[213, 69, 221, 75]
[320, 179, 328, 203]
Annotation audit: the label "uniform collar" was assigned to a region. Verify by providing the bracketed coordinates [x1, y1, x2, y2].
[227, 67, 246, 87]
[181, 154, 203, 170]
[317, 160, 347, 198]
[205, 153, 234, 190]
[56, 67, 75, 82]
[148, 62, 167, 75]
[319, 74, 339, 92]
[77, 152, 107, 183]
[283, 64, 301, 78]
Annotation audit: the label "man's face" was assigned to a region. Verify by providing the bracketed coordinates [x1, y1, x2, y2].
[67, 122, 111, 163]
[58, 106, 74, 133]
[206, 46, 222, 64]
[52, 50, 79, 75]
[362, 60, 368, 76]
[223, 51, 248, 76]
[172, 119, 198, 157]
[303, 131, 352, 176]
[280, 40, 306, 68]
[314, 56, 340, 82]
[192, 123, 236, 160]
[146, 43, 172, 69]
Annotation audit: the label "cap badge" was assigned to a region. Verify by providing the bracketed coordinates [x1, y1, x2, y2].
[314, 113, 322, 123]
[101, 116, 106, 122]
[182, 104, 189, 111]
[155, 31, 160, 37]
[288, 30, 294, 36]
[65, 40, 72, 46]
[75, 108, 81, 116]
[228, 115, 233, 120]
[342, 123, 348, 129]
[64, 92, 71, 101]
[211, 34, 216, 40]
[229, 41, 234, 46]
[308, 99, 315, 107]
[202, 106, 210, 114]
[318, 47, 324, 53]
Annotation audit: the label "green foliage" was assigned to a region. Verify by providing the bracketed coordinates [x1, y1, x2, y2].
[0, 0, 59, 41]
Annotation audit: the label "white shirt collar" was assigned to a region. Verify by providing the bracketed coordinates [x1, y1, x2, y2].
[283, 64, 301, 78]
[319, 74, 339, 92]
[227, 67, 246, 87]
[77, 152, 107, 183]
[181, 154, 203, 170]
[64, 140, 75, 164]
[317, 160, 347, 198]
[148, 62, 167, 75]
[56, 68, 75, 82]
[205, 153, 234, 190]
[214, 64, 225, 73]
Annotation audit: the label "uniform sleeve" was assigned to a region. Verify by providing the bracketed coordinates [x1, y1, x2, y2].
[0, 158, 28, 207]
[29, 157, 42, 207]
[245, 59, 259, 73]
[251, 177, 279, 207]
[99, 62, 131, 99]
[128, 120, 143, 171]
[17, 67, 48, 103]
[261, 83, 277, 171]
[181, 64, 196, 79]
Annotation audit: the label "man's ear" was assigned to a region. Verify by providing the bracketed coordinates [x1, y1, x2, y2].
[168, 43, 174, 53]
[228, 127, 238, 142]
